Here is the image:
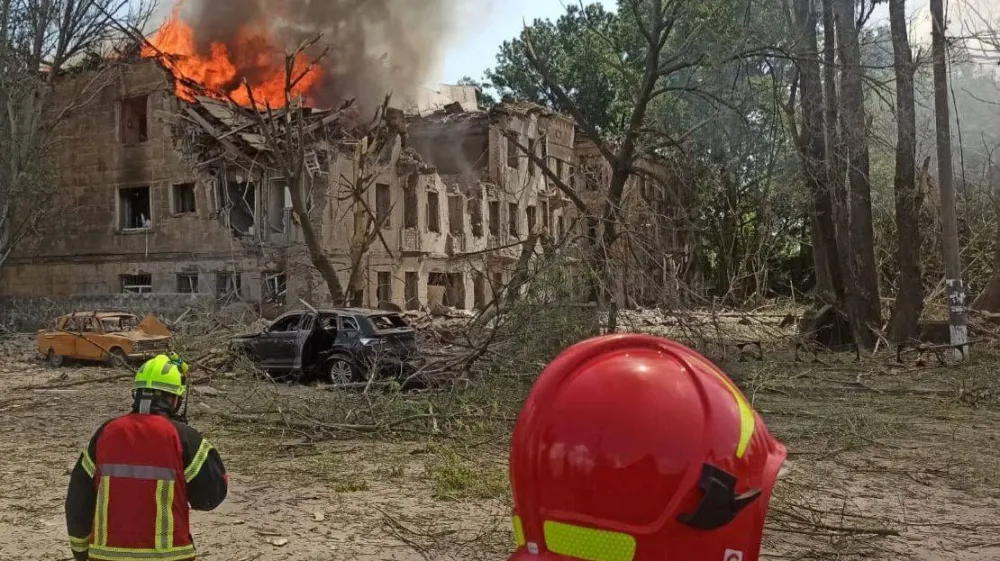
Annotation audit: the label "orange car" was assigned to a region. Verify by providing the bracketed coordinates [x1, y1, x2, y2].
[37, 311, 172, 367]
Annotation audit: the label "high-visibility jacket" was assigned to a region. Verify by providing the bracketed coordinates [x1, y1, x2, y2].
[65, 404, 227, 561]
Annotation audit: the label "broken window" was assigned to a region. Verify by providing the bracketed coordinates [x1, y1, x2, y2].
[270, 314, 302, 332]
[492, 272, 504, 298]
[558, 215, 565, 239]
[340, 316, 360, 332]
[269, 179, 291, 233]
[119, 187, 151, 230]
[541, 201, 550, 229]
[448, 195, 463, 236]
[526, 205, 536, 233]
[377, 271, 392, 304]
[557, 159, 565, 180]
[473, 272, 487, 309]
[173, 183, 196, 214]
[216, 272, 242, 299]
[405, 272, 419, 310]
[507, 133, 519, 169]
[469, 199, 483, 237]
[508, 203, 519, 236]
[224, 181, 256, 236]
[488, 200, 500, 236]
[121, 274, 152, 294]
[264, 272, 287, 304]
[580, 158, 601, 192]
[376, 183, 391, 228]
[176, 273, 198, 294]
[121, 95, 148, 144]
[427, 191, 440, 233]
[428, 272, 465, 309]
[528, 139, 536, 175]
[404, 183, 418, 228]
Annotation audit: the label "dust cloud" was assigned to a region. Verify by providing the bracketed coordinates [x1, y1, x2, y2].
[166, 0, 478, 113]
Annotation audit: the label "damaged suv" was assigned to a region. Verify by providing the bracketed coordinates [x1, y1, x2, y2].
[231, 308, 422, 384]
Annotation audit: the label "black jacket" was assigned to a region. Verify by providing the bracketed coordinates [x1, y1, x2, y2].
[65, 408, 227, 561]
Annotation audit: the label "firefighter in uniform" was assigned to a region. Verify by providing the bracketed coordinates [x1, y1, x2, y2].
[65, 353, 228, 561]
[507, 334, 787, 561]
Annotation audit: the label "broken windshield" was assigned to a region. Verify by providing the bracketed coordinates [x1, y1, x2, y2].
[101, 316, 139, 332]
[368, 314, 409, 331]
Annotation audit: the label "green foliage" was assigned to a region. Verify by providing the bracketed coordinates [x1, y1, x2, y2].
[486, 3, 625, 131]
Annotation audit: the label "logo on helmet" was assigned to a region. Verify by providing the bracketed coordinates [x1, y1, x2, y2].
[724, 550, 743, 561]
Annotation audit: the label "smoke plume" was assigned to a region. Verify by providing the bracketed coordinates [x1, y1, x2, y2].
[169, 0, 468, 113]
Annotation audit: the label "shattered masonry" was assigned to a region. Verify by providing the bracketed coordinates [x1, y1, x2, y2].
[0, 59, 676, 312]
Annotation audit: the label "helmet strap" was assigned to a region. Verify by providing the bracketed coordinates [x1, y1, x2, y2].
[677, 464, 761, 530]
[138, 397, 152, 414]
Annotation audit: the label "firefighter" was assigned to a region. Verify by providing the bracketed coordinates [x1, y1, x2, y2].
[65, 353, 228, 561]
[507, 334, 787, 561]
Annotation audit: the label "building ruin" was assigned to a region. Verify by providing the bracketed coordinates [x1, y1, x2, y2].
[0, 60, 595, 315]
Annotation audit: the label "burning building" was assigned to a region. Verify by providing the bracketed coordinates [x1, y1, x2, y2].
[0, 51, 582, 318]
[0, 2, 683, 323]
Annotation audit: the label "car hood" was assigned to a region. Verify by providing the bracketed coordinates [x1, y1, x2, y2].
[232, 332, 262, 341]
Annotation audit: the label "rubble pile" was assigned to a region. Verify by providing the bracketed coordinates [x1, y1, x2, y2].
[614, 308, 798, 343]
[0, 334, 42, 369]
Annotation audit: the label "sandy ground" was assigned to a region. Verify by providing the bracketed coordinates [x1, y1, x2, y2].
[2, 346, 1000, 561]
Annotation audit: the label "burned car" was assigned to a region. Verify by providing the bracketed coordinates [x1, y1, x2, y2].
[231, 308, 422, 384]
[37, 312, 173, 367]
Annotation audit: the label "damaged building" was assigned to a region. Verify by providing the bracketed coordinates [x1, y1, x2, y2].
[0, 59, 582, 314]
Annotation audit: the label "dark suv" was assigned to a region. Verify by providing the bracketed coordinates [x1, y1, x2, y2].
[231, 308, 421, 384]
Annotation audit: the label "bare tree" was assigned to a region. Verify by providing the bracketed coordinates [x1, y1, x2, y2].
[0, 0, 153, 274]
[241, 39, 349, 306]
[336, 101, 399, 307]
[833, 0, 882, 349]
[886, 0, 924, 341]
[519, 0, 704, 331]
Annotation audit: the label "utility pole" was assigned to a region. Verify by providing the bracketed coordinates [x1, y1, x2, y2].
[930, 0, 969, 357]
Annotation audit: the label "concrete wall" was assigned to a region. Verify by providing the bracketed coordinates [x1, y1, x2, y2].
[0, 293, 216, 332]
[1, 60, 254, 298]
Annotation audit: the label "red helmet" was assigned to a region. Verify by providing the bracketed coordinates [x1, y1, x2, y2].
[508, 334, 786, 561]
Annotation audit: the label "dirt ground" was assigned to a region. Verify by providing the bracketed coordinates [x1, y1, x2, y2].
[2, 342, 1000, 561]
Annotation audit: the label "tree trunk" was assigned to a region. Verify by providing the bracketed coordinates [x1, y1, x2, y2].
[821, 0, 849, 304]
[834, 0, 881, 349]
[972, 212, 1000, 312]
[887, 0, 924, 342]
[290, 174, 346, 305]
[794, 0, 844, 308]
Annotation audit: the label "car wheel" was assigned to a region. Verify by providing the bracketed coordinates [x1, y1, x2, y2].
[47, 349, 64, 368]
[326, 357, 357, 385]
[109, 348, 128, 368]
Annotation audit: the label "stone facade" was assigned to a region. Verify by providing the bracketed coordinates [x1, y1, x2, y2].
[0, 60, 583, 317]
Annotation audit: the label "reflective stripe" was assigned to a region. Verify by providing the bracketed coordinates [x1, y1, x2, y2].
[88, 544, 196, 561]
[543, 521, 636, 561]
[154, 480, 175, 550]
[81, 451, 96, 477]
[184, 440, 213, 482]
[689, 354, 756, 459]
[69, 535, 91, 552]
[512, 515, 525, 547]
[101, 464, 176, 481]
[94, 476, 111, 546]
[132, 381, 182, 393]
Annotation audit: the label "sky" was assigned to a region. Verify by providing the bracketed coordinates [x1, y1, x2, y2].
[437, 0, 618, 84]
[435, 0, 998, 86]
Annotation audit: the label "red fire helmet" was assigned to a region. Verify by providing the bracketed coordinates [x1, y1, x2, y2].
[508, 334, 786, 561]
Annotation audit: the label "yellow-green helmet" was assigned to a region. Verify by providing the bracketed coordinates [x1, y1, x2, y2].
[133, 354, 187, 396]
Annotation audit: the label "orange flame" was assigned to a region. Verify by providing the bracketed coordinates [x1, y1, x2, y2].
[142, 8, 322, 107]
